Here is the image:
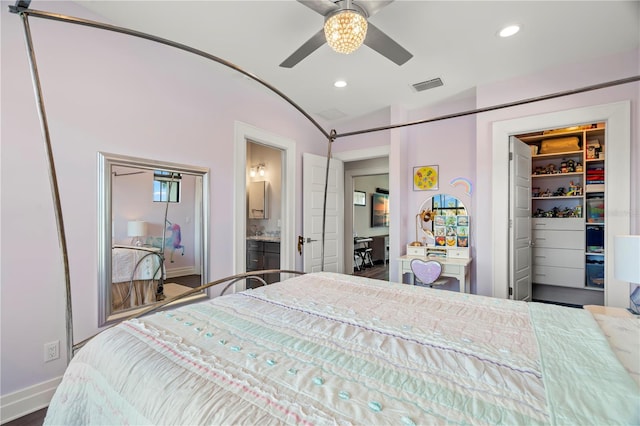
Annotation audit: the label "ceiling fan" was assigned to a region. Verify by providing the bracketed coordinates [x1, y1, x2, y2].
[280, 0, 413, 68]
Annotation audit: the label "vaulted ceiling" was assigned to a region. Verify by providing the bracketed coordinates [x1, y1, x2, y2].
[72, 1, 639, 125]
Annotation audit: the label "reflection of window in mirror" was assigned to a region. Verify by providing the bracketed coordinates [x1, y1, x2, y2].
[153, 171, 181, 202]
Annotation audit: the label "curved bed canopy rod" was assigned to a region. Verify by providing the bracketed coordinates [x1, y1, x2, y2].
[11, 3, 639, 142]
[10, 2, 639, 363]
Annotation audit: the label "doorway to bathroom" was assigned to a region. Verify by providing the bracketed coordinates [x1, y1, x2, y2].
[233, 121, 296, 290]
[245, 141, 283, 287]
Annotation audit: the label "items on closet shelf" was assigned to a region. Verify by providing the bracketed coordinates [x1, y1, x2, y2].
[586, 167, 605, 185]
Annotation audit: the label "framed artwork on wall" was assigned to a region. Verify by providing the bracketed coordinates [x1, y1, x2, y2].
[371, 193, 389, 227]
[413, 165, 439, 191]
[354, 190, 366, 206]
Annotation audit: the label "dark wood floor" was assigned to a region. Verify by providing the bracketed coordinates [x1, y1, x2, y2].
[168, 274, 202, 288]
[4, 407, 46, 426]
[352, 261, 389, 281]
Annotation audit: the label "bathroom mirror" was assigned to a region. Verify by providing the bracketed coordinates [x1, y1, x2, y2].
[418, 194, 469, 248]
[248, 181, 268, 219]
[98, 152, 210, 326]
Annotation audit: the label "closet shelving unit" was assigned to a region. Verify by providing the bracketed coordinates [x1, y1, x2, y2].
[519, 123, 606, 301]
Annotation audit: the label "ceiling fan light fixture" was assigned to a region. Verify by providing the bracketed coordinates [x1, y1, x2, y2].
[324, 9, 368, 54]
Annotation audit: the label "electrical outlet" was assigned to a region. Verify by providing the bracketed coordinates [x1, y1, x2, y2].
[44, 340, 60, 362]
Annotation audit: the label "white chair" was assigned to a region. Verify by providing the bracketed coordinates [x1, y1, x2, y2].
[410, 258, 449, 287]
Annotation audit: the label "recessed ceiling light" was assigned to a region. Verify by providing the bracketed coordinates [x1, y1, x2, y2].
[334, 80, 347, 88]
[499, 24, 520, 38]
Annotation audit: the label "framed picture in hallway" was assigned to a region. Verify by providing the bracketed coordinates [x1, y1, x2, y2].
[354, 190, 366, 206]
[371, 193, 389, 227]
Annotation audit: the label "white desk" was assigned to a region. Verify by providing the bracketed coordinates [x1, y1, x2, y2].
[397, 255, 472, 293]
[354, 237, 373, 246]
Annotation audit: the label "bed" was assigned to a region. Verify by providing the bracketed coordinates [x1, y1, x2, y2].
[111, 245, 165, 311]
[44, 272, 638, 425]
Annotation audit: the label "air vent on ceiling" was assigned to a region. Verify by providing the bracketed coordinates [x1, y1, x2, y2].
[411, 78, 444, 92]
[316, 108, 348, 121]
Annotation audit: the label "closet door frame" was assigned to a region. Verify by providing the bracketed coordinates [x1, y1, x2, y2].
[491, 101, 631, 307]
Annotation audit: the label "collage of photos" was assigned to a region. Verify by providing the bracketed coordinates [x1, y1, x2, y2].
[433, 214, 469, 248]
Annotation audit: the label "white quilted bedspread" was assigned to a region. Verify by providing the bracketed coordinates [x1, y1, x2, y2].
[45, 272, 639, 425]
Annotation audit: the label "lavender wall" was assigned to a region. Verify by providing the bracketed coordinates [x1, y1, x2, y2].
[1, 1, 327, 397]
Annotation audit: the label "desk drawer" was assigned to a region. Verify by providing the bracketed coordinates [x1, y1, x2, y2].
[533, 248, 583, 268]
[442, 263, 461, 274]
[533, 265, 584, 288]
[532, 229, 584, 249]
[406, 245, 426, 256]
[447, 248, 469, 259]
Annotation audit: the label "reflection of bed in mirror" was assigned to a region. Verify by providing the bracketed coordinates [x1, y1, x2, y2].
[111, 245, 164, 311]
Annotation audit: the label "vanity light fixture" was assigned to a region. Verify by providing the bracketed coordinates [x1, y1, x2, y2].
[250, 163, 266, 178]
[499, 24, 520, 38]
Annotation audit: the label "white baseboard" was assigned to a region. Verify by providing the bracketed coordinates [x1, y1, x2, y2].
[165, 266, 196, 279]
[0, 376, 62, 424]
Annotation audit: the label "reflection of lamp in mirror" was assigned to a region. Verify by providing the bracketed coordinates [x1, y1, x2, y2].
[614, 235, 640, 314]
[127, 220, 147, 247]
[410, 209, 436, 246]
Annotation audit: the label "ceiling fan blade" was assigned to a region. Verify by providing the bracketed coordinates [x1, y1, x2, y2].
[297, 0, 339, 16]
[363, 23, 413, 66]
[280, 29, 327, 68]
[356, 0, 394, 17]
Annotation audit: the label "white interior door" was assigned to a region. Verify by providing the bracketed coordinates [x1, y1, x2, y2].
[302, 153, 344, 273]
[509, 136, 532, 301]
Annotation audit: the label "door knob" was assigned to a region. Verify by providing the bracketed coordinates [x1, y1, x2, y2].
[297, 236, 318, 255]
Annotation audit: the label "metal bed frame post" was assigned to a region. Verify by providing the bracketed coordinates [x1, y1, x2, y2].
[15, 4, 75, 365]
[320, 130, 337, 271]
